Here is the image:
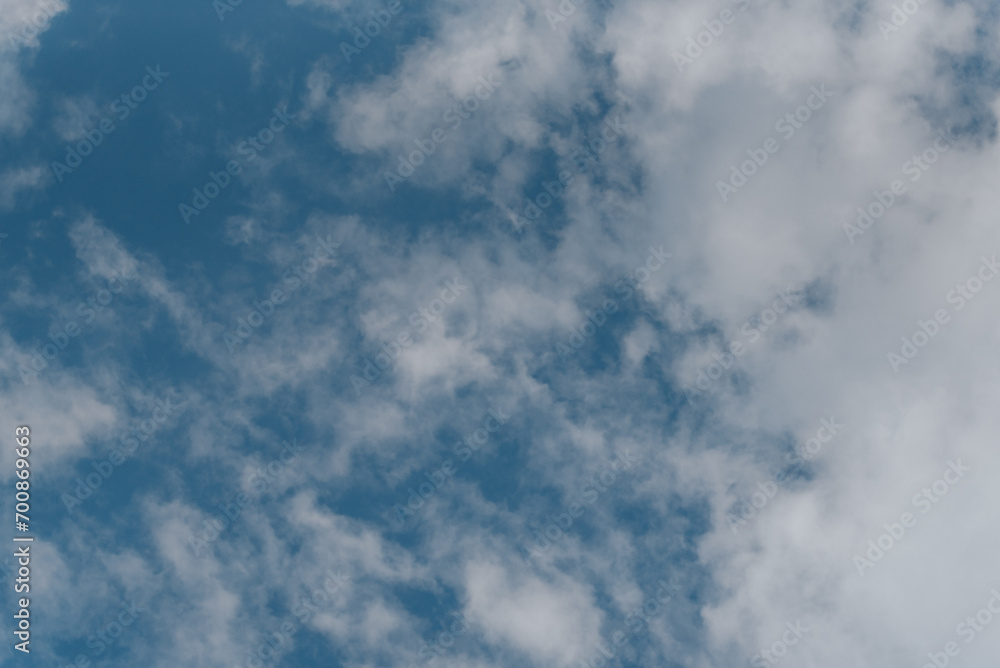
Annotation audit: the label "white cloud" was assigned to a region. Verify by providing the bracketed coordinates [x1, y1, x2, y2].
[8, 1, 1000, 666]
[0, 0, 68, 134]
[0, 164, 46, 208]
[465, 561, 602, 666]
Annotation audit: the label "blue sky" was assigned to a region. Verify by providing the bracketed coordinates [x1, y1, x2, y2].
[1, 0, 1000, 667]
